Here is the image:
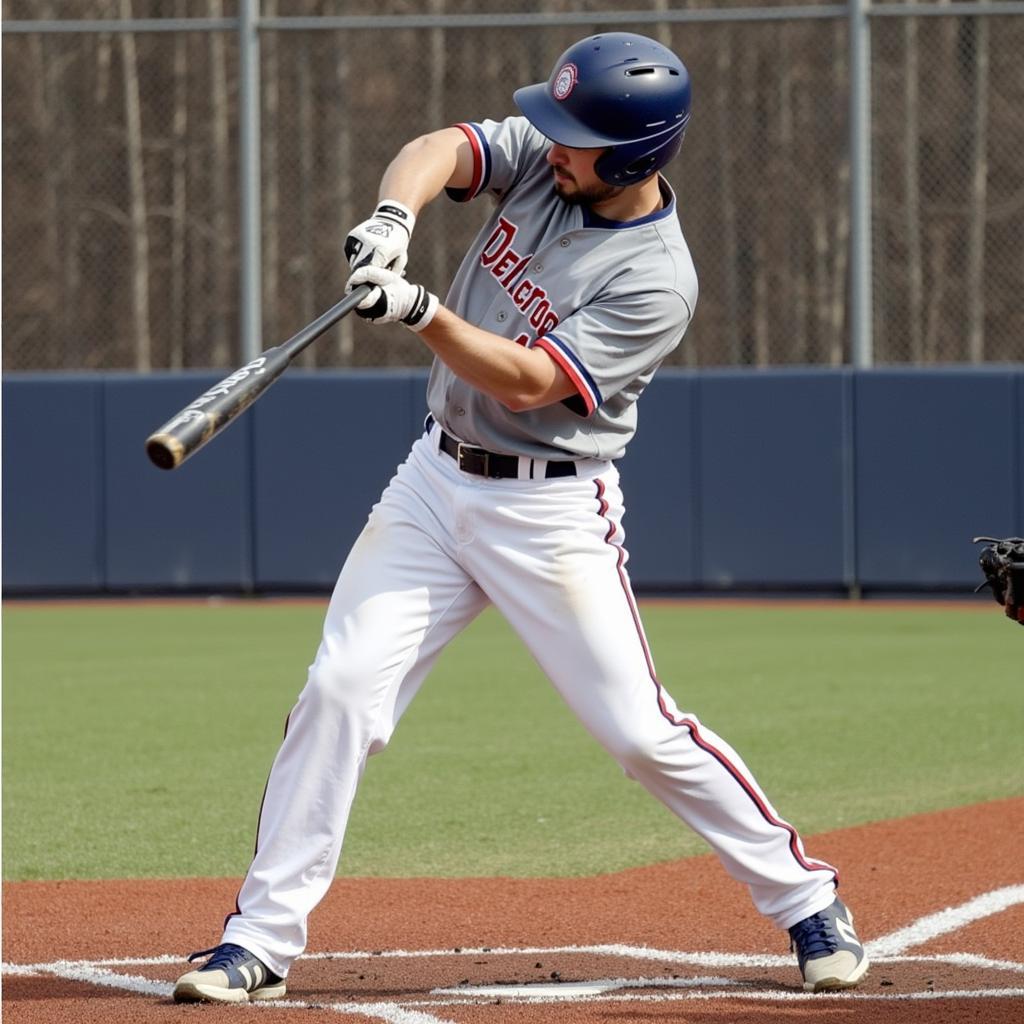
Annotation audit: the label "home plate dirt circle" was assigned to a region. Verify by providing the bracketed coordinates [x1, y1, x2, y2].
[3, 799, 1023, 1023]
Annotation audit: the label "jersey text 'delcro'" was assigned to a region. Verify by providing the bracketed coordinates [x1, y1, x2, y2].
[479, 215, 559, 343]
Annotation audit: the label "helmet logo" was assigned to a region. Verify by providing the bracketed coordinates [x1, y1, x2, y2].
[552, 62, 578, 101]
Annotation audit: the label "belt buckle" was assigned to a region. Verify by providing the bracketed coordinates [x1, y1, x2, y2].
[456, 442, 489, 477]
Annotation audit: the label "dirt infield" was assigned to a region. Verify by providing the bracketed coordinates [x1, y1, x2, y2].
[4, 798, 1023, 1023]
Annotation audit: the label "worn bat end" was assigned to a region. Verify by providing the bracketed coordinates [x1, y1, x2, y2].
[145, 432, 185, 471]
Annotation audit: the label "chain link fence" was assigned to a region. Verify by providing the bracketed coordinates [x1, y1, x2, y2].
[3, 0, 1023, 370]
[871, 6, 1024, 364]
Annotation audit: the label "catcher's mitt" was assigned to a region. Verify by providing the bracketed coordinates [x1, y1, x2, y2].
[973, 536, 1024, 625]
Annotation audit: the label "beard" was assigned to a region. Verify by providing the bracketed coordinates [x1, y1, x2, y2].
[553, 173, 623, 207]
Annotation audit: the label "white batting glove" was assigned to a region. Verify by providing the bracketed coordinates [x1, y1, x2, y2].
[344, 200, 416, 273]
[346, 265, 439, 332]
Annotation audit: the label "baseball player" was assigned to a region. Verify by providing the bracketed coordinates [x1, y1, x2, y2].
[174, 32, 868, 1004]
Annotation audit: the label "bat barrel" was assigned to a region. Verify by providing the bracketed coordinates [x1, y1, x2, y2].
[144, 346, 290, 470]
[145, 404, 228, 470]
[144, 286, 372, 470]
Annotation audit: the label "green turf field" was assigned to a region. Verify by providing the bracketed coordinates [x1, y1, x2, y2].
[3, 600, 1021, 882]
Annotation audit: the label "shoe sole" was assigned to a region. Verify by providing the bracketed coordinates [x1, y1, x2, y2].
[173, 981, 287, 1004]
[804, 956, 870, 993]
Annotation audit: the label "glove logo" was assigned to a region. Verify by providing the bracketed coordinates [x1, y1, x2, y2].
[366, 223, 393, 238]
[553, 62, 578, 101]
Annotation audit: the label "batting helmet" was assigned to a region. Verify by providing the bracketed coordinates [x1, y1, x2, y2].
[513, 33, 692, 187]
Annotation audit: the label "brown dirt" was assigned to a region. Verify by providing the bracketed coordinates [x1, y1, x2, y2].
[4, 798, 1023, 1023]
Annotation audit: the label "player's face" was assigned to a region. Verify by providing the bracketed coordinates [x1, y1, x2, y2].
[546, 143, 623, 206]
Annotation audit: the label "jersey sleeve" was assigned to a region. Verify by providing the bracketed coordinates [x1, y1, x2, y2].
[533, 289, 693, 417]
[446, 117, 548, 203]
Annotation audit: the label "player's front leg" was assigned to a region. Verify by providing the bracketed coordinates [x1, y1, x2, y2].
[220, 455, 488, 978]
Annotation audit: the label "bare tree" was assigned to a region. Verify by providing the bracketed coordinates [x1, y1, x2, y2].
[651, 0, 674, 49]
[812, 178, 831, 363]
[428, 0, 447, 305]
[187, 56, 209, 368]
[169, 0, 190, 369]
[95, 6, 113, 106]
[23, 0, 89, 367]
[747, 49, 770, 366]
[333, 34, 355, 365]
[965, 9, 991, 363]
[208, 0, 231, 367]
[930, 0, 959, 362]
[903, 0, 924, 363]
[27, 30, 61, 354]
[777, 25, 805, 363]
[753, 230, 770, 367]
[118, 0, 153, 370]
[713, 27, 740, 365]
[828, 20, 850, 366]
[263, 0, 282, 349]
[924, 222, 951, 361]
[296, 31, 318, 353]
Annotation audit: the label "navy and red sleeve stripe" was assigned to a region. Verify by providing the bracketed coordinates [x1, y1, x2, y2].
[449, 122, 492, 202]
[534, 333, 602, 417]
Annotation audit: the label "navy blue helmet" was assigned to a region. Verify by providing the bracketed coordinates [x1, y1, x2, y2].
[514, 33, 692, 186]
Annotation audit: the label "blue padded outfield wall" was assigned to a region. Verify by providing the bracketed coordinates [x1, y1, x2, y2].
[3, 367, 1022, 595]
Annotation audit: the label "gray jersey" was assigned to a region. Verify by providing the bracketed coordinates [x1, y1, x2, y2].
[426, 116, 697, 461]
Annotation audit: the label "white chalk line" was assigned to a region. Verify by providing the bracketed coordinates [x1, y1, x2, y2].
[431, 975, 741, 999]
[409, 987, 1024, 1006]
[866, 883, 1024, 957]
[7, 953, 1024, 1021]
[4, 883, 1023, 1018]
[34, 963, 173, 997]
[6, 962, 455, 1024]
[7, 952, 1023, 1017]
[12, 949, 1021, 977]
[258, 1000, 458, 1024]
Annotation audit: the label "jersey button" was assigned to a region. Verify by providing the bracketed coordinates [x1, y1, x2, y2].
[496, 310, 508, 322]
[560, 238, 571, 248]
[533, 263, 543, 273]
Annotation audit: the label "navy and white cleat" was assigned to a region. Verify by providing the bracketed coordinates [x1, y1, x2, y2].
[788, 897, 869, 992]
[173, 942, 286, 1003]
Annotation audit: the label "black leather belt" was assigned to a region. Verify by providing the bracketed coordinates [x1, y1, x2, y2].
[436, 427, 576, 480]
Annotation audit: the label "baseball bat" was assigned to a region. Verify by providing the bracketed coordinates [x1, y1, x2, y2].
[145, 284, 372, 470]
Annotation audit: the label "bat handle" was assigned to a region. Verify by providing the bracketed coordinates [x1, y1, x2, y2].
[282, 284, 373, 361]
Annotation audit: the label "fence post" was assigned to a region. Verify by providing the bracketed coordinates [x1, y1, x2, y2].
[849, 0, 874, 368]
[239, 0, 262, 361]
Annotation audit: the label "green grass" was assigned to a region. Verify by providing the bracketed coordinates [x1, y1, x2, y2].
[3, 599, 1021, 881]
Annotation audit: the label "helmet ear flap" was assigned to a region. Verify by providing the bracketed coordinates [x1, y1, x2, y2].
[596, 150, 660, 186]
[594, 122, 688, 186]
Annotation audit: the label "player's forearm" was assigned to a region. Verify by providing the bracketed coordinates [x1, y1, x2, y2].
[378, 129, 466, 216]
[418, 307, 575, 412]
[342, 272, 573, 413]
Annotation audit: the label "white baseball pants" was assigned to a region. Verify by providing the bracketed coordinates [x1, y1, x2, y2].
[222, 425, 838, 976]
